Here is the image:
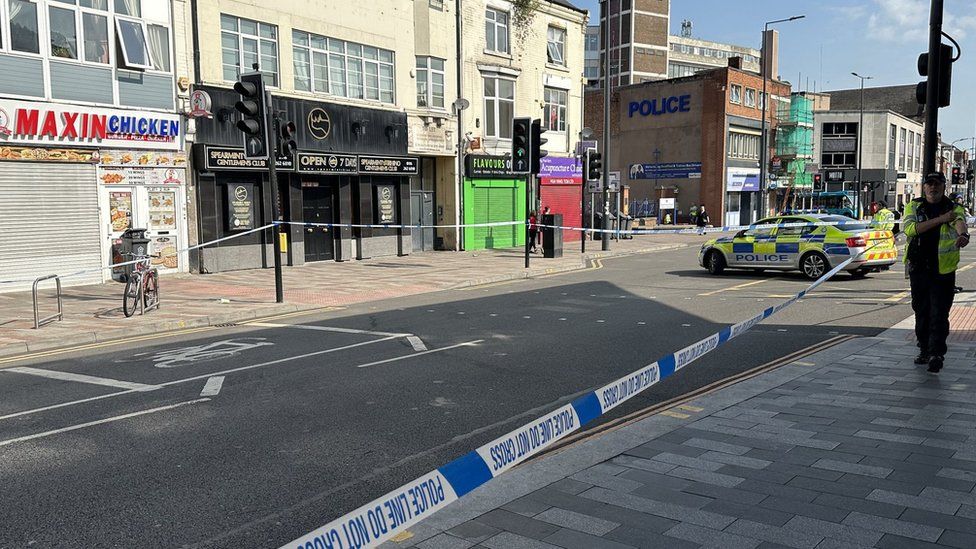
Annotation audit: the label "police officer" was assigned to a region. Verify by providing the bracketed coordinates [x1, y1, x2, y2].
[903, 172, 970, 373]
[871, 201, 896, 232]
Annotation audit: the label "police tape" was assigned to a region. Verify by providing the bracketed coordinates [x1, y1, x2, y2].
[279, 241, 879, 549]
[0, 224, 276, 286]
[277, 220, 523, 230]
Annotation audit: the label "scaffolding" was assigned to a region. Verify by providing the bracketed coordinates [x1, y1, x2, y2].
[774, 94, 816, 210]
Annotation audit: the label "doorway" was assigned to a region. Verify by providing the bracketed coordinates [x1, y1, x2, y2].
[411, 191, 434, 252]
[302, 183, 335, 262]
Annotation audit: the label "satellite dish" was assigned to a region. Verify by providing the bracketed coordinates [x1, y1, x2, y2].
[453, 98, 470, 111]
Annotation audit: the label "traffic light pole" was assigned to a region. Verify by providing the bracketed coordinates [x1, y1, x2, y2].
[923, 0, 944, 175]
[267, 99, 284, 304]
[525, 173, 531, 268]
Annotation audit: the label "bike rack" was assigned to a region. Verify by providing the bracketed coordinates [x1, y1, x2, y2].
[32, 274, 63, 329]
[141, 268, 160, 315]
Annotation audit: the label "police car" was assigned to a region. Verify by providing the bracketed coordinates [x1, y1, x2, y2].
[698, 214, 897, 280]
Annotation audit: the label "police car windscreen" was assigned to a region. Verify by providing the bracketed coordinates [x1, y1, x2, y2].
[820, 215, 868, 231]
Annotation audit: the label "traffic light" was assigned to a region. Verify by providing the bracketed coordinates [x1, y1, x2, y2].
[511, 117, 531, 174]
[585, 148, 602, 181]
[952, 166, 961, 186]
[813, 173, 822, 188]
[530, 118, 548, 176]
[234, 72, 269, 159]
[916, 43, 953, 108]
[967, 169, 974, 182]
[278, 119, 298, 157]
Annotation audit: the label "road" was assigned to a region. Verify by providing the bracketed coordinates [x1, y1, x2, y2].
[2, 244, 973, 548]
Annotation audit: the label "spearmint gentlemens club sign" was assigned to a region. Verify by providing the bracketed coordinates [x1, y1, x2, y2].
[538, 156, 583, 184]
[627, 94, 692, 118]
[359, 155, 419, 175]
[0, 99, 181, 150]
[629, 162, 702, 180]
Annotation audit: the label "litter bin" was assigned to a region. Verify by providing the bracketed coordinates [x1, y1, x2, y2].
[119, 228, 150, 281]
[617, 211, 634, 239]
[542, 214, 563, 258]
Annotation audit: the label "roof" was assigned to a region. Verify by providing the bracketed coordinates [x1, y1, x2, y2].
[825, 85, 924, 122]
[546, 0, 588, 15]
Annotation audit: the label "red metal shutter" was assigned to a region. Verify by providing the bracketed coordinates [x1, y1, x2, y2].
[540, 183, 582, 242]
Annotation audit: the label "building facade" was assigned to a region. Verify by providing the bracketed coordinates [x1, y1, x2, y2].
[0, 0, 189, 291]
[668, 33, 760, 79]
[584, 65, 790, 227]
[812, 109, 925, 211]
[190, 0, 458, 272]
[458, 0, 587, 250]
[598, 0, 669, 86]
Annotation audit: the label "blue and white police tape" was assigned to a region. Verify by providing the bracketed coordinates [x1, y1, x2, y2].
[0, 223, 276, 286]
[279, 242, 881, 549]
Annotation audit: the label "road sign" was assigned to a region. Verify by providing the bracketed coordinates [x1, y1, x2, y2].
[608, 171, 620, 192]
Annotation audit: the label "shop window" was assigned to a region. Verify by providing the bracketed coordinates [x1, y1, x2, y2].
[416, 56, 445, 109]
[485, 8, 509, 54]
[730, 84, 741, 104]
[547, 26, 565, 66]
[483, 75, 514, 139]
[115, 17, 151, 69]
[543, 87, 567, 132]
[221, 13, 277, 86]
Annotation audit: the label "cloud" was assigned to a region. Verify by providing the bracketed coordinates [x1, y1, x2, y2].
[867, 0, 976, 41]
[828, 4, 868, 21]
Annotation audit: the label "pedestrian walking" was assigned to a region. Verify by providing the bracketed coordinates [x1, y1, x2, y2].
[690, 204, 699, 227]
[528, 210, 539, 253]
[903, 172, 970, 373]
[696, 205, 710, 229]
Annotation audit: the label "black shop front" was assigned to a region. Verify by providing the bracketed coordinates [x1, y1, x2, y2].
[191, 88, 415, 273]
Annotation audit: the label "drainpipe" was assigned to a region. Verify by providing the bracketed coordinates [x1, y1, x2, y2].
[455, 0, 464, 251]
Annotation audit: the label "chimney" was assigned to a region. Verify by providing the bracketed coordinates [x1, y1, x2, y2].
[728, 56, 742, 69]
[762, 29, 779, 80]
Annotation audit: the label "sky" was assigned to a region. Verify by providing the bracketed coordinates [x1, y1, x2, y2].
[574, 0, 976, 148]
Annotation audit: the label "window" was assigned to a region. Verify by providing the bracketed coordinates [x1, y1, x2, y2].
[586, 32, 599, 52]
[221, 14, 278, 86]
[744, 88, 756, 108]
[416, 56, 445, 109]
[822, 152, 856, 167]
[914, 131, 921, 172]
[83, 12, 109, 63]
[115, 17, 150, 68]
[547, 26, 565, 66]
[728, 131, 760, 160]
[428, 0, 444, 9]
[114, 0, 138, 16]
[899, 127, 907, 170]
[888, 123, 897, 168]
[292, 30, 395, 103]
[730, 84, 741, 104]
[777, 218, 817, 237]
[908, 132, 915, 173]
[8, 0, 40, 53]
[49, 4, 78, 59]
[485, 8, 508, 54]
[543, 87, 567, 132]
[483, 75, 514, 139]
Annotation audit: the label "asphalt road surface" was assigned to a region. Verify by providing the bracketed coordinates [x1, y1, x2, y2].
[2, 244, 975, 548]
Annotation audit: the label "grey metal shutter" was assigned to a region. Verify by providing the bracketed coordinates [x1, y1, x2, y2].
[0, 162, 102, 292]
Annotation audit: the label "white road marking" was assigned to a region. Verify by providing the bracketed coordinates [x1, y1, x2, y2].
[356, 340, 484, 369]
[5, 367, 157, 392]
[0, 336, 403, 422]
[558, 318, 567, 321]
[247, 322, 409, 338]
[0, 398, 209, 448]
[200, 376, 225, 397]
[406, 336, 428, 352]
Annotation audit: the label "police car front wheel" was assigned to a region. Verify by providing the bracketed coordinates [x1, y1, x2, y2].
[800, 252, 828, 280]
[706, 250, 726, 275]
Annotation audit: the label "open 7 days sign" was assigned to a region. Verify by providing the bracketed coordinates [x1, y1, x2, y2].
[0, 99, 182, 151]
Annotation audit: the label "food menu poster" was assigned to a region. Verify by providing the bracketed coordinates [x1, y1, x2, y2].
[150, 235, 179, 270]
[99, 151, 187, 167]
[148, 189, 177, 230]
[109, 192, 132, 232]
[99, 166, 185, 186]
[226, 182, 255, 231]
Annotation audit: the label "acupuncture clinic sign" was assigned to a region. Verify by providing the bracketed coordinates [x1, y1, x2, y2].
[0, 99, 182, 151]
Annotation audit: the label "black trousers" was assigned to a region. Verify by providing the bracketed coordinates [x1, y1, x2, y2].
[910, 268, 956, 357]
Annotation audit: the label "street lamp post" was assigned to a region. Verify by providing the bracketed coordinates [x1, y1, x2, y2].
[852, 72, 873, 219]
[759, 15, 805, 221]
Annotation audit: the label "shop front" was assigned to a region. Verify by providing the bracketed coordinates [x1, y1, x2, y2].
[192, 88, 414, 273]
[463, 155, 526, 251]
[725, 167, 760, 226]
[538, 157, 583, 242]
[0, 99, 184, 291]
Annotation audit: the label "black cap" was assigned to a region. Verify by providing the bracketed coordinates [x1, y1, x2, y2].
[924, 172, 947, 185]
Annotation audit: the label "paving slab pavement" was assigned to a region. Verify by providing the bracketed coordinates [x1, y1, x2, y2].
[0, 235, 699, 358]
[388, 311, 976, 549]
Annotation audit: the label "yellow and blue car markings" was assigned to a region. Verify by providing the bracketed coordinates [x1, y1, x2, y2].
[700, 215, 896, 274]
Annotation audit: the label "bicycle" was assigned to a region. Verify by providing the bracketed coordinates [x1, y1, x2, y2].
[122, 253, 160, 318]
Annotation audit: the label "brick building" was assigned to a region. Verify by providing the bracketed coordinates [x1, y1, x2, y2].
[585, 63, 790, 226]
